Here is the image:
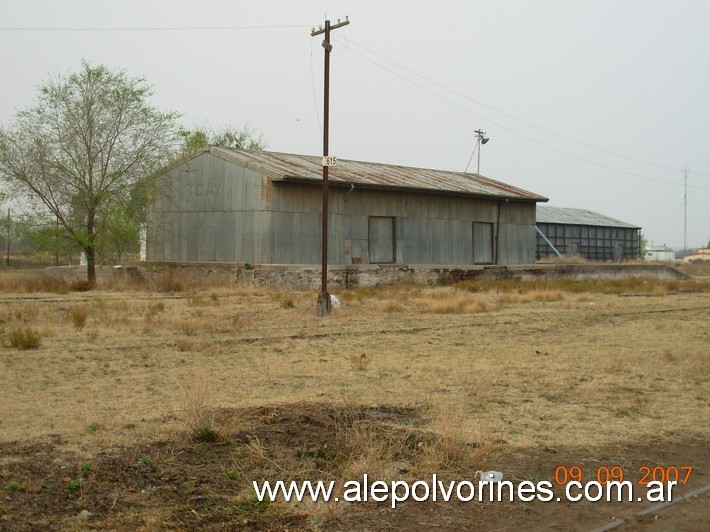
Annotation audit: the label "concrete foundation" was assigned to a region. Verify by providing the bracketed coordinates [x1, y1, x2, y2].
[224, 263, 688, 290]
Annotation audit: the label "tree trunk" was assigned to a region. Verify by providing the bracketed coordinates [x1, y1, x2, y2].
[86, 209, 97, 286]
[86, 245, 96, 286]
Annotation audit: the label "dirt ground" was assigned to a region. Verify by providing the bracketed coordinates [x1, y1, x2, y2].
[0, 271, 708, 530]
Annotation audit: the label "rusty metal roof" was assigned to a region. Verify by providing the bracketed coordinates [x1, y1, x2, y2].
[537, 206, 640, 229]
[210, 146, 548, 202]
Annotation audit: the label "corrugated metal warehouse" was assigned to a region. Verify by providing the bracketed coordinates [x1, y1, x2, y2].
[146, 147, 549, 266]
[535, 206, 641, 261]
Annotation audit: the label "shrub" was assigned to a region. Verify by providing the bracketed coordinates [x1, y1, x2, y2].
[6, 481, 22, 492]
[176, 338, 195, 352]
[9, 327, 41, 350]
[382, 301, 407, 313]
[350, 353, 372, 371]
[194, 426, 219, 442]
[65, 479, 81, 491]
[423, 297, 467, 314]
[155, 270, 185, 293]
[71, 306, 89, 329]
[180, 322, 197, 336]
[177, 373, 240, 444]
[147, 301, 165, 316]
[69, 279, 93, 292]
[12, 306, 39, 323]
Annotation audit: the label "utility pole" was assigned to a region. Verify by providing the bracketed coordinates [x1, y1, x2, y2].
[465, 129, 490, 174]
[683, 165, 688, 253]
[475, 129, 489, 175]
[311, 16, 349, 317]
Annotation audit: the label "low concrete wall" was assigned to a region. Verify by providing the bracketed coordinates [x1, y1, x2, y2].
[235, 263, 688, 289]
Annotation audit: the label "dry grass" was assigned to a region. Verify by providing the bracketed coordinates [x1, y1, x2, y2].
[349, 353, 372, 371]
[7, 327, 42, 349]
[175, 337, 195, 352]
[0, 272, 70, 294]
[176, 372, 240, 442]
[677, 260, 710, 278]
[0, 274, 707, 460]
[1, 268, 709, 529]
[154, 269, 186, 293]
[380, 300, 407, 313]
[498, 290, 565, 305]
[70, 306, 89, 329]
[456, 276, 710, 295]
[420, 293, 491, 314]
[352, 286, 493, 314]
[4, 305, 40, 323]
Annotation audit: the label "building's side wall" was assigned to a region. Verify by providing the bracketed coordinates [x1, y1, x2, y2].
[148, 156, 538, 266]
[683, 252, 710, 263]
[644, 250, 675, 261]
[497, 202, 537, 265]
[535, 223, 640, 261]
[146, 153, 271, 263]
[270, 183, 536, 265]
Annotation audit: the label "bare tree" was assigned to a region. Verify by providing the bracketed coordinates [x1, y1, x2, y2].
[0, 61, 181, 283]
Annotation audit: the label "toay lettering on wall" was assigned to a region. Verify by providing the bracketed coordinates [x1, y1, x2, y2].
[185, 182, 222, 197]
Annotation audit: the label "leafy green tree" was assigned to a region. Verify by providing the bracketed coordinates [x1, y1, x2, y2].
[13, 211, 74, 262]
[100, 203, 142, 263]
[639, 232, 648, 258]
[179, 124, 267, 155]
[0, 61, 181, 284]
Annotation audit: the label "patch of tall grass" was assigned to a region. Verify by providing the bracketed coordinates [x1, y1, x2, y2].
[70, 306, 89, 329]
[0, 273, 70, 294]
[7, 327, 42, 349]
[456, 277, 710, 295]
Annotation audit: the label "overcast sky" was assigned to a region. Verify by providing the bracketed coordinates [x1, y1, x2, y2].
[1, 0, 708, 249]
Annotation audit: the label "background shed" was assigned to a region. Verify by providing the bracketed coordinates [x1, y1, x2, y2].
[644, 244, 675, 262]
[535, 206, 640, 261]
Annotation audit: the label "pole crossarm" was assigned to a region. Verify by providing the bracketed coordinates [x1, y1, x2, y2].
[311, 17, 349, 36]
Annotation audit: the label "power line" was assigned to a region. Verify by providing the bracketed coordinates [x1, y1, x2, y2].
[340, 41, 710, 190]
[335, 36, 710, 180]
[310, 39, 323, 138]
[0, 24, 311, 32]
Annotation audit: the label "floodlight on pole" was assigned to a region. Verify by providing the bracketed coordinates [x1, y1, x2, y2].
[464, 129, 490, 174]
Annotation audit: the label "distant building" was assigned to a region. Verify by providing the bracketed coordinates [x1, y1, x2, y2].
[683, 249, 710, 263]
[535, 206, 640, 262]
[645, 244, 675, 262]
[147, 147, 548, 266]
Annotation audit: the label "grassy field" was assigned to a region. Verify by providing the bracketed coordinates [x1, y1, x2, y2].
[0, 268, 708, 530]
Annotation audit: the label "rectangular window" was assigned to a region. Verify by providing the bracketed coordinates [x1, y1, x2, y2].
[368, 216, 395, 263]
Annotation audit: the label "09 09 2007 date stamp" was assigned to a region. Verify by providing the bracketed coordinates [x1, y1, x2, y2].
[553, 465, 693, 486]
